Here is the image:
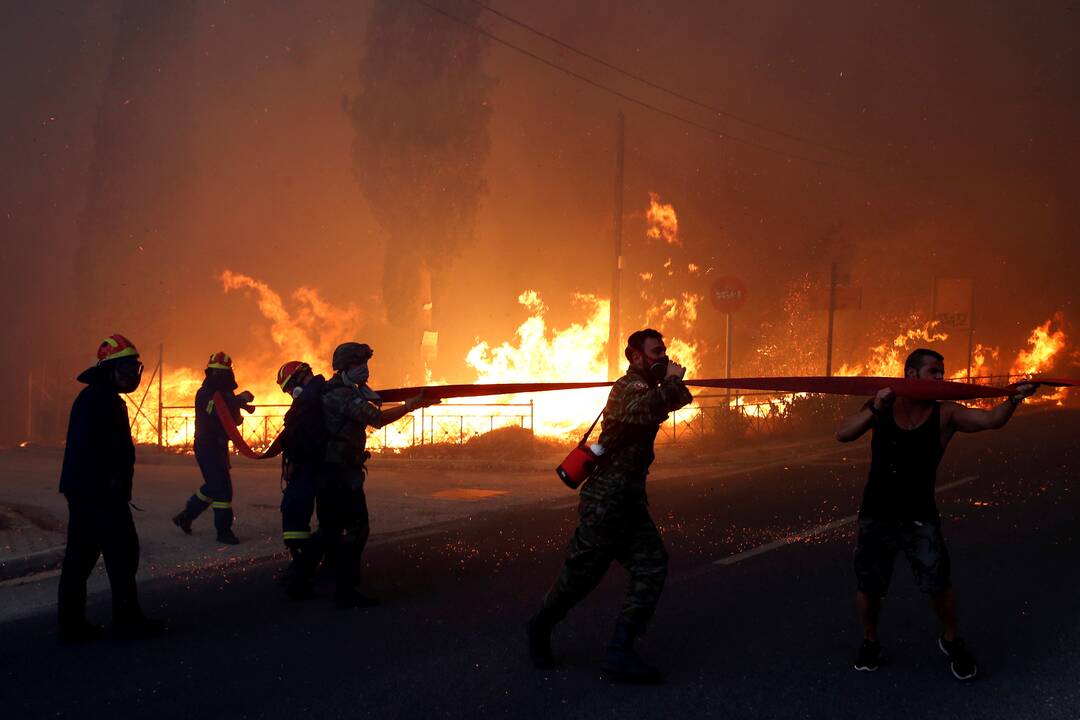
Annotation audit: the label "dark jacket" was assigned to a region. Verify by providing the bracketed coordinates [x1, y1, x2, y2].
[194, 379, 243, 452]
[322, 372, 382, 467]
[580, 366, 693, 505]
[58, 365, 136, 503]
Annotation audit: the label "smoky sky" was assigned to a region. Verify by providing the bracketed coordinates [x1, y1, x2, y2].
[1, 0, 1077, 443]
[351, 0, 492, 322]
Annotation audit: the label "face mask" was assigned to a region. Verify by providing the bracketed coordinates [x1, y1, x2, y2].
[113, 359, 143, 393]
[345, 364, 369, 387]
[648, 357, 669, 382]
[290, 386, 304, 399]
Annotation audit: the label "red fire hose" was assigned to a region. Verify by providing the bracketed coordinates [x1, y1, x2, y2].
[212, 377, 1074, 461]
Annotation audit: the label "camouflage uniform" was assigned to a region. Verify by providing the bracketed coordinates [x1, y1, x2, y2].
[320, 372, 382, 599]
[541, 366, 692, 632]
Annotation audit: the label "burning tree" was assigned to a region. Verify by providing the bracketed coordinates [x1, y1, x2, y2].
[349, 0, 493, 383]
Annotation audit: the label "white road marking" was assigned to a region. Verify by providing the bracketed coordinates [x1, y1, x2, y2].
[712, 475, 979, 566]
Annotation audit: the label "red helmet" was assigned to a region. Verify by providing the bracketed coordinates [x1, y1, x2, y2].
[277, 360, 311, 392]
[207, 351, 233, 370]
[97, 334, 139, 364]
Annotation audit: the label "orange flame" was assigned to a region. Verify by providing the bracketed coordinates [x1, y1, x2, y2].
[836, 319, 949, 377]
[1010, 312, 1068, 377]
[645, 192, 681, 246]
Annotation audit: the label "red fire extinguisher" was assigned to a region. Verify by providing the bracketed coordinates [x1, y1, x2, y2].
[556, 409, 605, 490]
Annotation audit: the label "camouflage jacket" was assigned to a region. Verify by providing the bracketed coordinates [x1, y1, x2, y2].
[579, 366, 693, 505]
[322, 373, 383, 467]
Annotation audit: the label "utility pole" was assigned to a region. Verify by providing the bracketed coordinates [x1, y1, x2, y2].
[825, 262, 838, 377]
[158, 344, 164, 447]
[725, 313, 733, 404]
[967, 282, 975, 380]
[608, 111, 625, 381]
[26, 370, 33, 443]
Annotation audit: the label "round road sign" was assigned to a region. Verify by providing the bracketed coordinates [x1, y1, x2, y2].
[710, 276, 748, 313]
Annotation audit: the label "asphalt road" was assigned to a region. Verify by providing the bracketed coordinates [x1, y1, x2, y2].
[3, 409, 1078, 720]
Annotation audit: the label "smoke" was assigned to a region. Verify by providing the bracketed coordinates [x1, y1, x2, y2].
[349, 0, 493, 360]
[220, 270, 361, 372]
[75, 0, 197, 347]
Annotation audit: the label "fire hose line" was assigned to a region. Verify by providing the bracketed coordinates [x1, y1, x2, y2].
[212, 377, 1076, 461]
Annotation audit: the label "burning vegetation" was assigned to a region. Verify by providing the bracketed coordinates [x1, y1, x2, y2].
[123, 195, 1075, 453]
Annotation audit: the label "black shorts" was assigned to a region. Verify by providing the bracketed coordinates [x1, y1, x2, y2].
[853, 517, 951, 597]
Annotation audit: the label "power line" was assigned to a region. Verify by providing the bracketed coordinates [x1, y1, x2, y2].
[412, 0, 858, 173]
[469, 0, 860, 159]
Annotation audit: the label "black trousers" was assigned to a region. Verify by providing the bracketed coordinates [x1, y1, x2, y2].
[317, 465, 370, 594]
[57, 496, 141, 627]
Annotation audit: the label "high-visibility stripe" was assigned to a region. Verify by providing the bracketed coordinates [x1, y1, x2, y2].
[195, 489, 211, 503]
[283, 531, 311, 540]
[107, 347, 139, 360]
[205, 400, 215, 414]
[210, 501, 232, 509]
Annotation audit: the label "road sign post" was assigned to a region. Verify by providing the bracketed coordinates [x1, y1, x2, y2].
[711, 277, 748, 404]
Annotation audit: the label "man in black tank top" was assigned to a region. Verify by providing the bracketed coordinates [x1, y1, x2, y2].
[836, 348, 1035, 681]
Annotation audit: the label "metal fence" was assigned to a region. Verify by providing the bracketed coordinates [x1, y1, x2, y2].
[149, 400, 535, 453]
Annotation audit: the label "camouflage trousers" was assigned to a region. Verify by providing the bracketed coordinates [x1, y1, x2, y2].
[542, 498, 668, 632]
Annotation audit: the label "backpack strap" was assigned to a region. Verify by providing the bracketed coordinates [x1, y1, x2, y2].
[578, 407, 604, 447]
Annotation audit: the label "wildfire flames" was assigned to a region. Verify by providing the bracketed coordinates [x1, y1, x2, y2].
[836, 319, 950, 377]
[125, 197, 1074, 450]
[645, 192, 680, 246]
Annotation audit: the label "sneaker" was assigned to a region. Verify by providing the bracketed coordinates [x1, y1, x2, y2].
[939, 635, 977, 681]
[216, 530, 240, 545]
[172, 513, 192, 535]
[854, 639, 883, 672]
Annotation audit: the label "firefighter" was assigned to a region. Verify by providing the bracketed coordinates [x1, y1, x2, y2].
[172, 352, 254, 545]
[276, 359, 328, 599]
[57, 334, 167, 643]
[321, 342, 439, 608]
[527, 328, 693, 683]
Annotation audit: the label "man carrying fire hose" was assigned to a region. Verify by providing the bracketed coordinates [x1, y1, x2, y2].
[837, 348, 1036, 680]
[275, 359, 328, 599]
[527, 328, 692, 683]
[57, 335, 166, 643]
[172, 352, 255, 545]
[321, 342, 440, 608]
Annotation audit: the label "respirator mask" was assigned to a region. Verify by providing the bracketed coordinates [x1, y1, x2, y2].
[113, 358, 144, 394]
[345, 363, 370, 387]
[648, 356, 669, 382]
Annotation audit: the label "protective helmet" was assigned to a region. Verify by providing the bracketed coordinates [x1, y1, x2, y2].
[207, 351, 233, 370]
[97, 334, 139, 364]
[276, 360, 311, 392]
[331, 342, 373, 371]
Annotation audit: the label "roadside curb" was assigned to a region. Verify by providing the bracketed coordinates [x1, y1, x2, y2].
[0, 544, 66, 582]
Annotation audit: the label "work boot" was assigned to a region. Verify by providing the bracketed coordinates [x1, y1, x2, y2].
[526, 610, 561, 669]
[113, 615, 167, 641]
[59, 620, 104, 645]
[601, 620, 663, 684]
[216, 529, 240, 545]
[172, 512, 192, 535]
[283, 545, 319, 600]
